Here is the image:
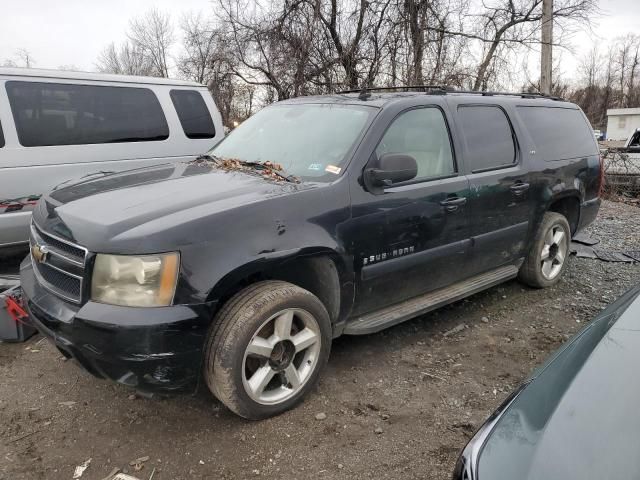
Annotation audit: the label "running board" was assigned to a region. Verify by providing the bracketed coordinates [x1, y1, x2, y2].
[343, 265, 518, 335]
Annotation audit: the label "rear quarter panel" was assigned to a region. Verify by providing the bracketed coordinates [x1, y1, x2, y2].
[510, 103, 600, 236]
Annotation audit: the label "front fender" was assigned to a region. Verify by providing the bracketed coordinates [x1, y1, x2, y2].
[172, 180, 354, 314]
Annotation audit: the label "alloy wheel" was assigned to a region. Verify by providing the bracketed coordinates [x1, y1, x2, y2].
[242, 308, 321, 405]
[540, 224, 568, 280]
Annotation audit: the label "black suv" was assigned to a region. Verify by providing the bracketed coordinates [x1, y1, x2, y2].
[21, 88, 602, 419]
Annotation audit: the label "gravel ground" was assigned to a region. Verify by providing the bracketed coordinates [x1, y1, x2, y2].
[1, 199, 639, 480]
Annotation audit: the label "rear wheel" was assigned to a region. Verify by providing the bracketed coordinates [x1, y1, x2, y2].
[204, 281, 331, 419]
[518, 212, 571, 288]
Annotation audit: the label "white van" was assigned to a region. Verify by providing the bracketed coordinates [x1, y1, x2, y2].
[0, 67, 224, 252]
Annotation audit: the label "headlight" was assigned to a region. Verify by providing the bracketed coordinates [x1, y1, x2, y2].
[91, 252, 179, 307]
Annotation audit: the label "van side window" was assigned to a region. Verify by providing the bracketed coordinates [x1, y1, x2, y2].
[0, 120, 4, 148]
[517, 106, 598, 160]
[170, 90, 215, 139]
[457, 105, 516, 172]
[375, 107, 455, 181]
[5, 81, 169, 147]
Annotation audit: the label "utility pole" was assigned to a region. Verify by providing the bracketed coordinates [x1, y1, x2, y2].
[541, 0, 553, 94]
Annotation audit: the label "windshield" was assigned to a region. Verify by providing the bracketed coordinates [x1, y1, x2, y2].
[210, 103, 376, 182]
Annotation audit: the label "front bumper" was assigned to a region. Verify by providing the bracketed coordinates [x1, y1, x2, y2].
[20, 258, 217, 394]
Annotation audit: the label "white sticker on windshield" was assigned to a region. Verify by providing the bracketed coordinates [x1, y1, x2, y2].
[308, 163, 322, 171]
[325, 165, 342, 175]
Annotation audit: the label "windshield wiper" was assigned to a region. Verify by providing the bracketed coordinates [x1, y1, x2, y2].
[243, 161, 299, 183]
[192, 155, 299, 183]
[193, 153, 223, 163]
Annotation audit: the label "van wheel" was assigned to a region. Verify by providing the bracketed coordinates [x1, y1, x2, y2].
[204, 281, 331, 420]
[518, 212, 571, 288]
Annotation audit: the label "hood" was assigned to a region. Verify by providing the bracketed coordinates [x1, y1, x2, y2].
[37, 162, 311, 249]
[474, 285, 640, 480]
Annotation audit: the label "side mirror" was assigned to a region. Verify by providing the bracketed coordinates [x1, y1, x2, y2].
[365, 153, 418, 189]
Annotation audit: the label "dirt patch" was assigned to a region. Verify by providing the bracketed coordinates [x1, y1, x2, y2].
[1, 200, 639, 480]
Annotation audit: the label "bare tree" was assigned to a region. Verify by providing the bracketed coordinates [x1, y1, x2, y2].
[3, 48, 35, 68]
[96, 41, 155, 76]
[93, 0, 619, 122]
[179, 12, 219, 84]
[469, 0, 597, 90]
[563, 34, 640, 131]
[579, 46, 601, 89]
[128, 8, 174, 77]
[217, 0, 337, 99]
[15, 48, 35, 68]
[612, 35, 640, 107]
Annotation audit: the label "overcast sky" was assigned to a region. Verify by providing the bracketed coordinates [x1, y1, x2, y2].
[0, 0, 638, 84]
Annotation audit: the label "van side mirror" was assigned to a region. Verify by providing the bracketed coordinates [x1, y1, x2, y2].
[365, 153, 418, 189]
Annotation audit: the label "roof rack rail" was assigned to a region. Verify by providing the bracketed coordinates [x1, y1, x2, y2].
[451, 89, 565, 101]
[336, 85, 565, 101]
[337, 85, 449, 95]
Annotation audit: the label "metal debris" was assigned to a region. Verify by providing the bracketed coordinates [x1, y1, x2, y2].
[5, 430, 38, 444]
[570, 242, 598, 259]
[569, 242, 640, 262]
[111, 474, 142, 480]
[443, 324, 467, 337]
[100, 467, 121, 480]
[129, 456, 150, 471]
[624, 251, 640, 262]
[73, 458, 92, 479]
[593, 249, 635, 263]
[572, 232, 600, 246]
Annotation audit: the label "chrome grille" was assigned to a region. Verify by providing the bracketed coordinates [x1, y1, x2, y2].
[30, 222, 87, 303]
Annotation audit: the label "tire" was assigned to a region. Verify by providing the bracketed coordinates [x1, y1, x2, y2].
[518, 212, 571, 288]
[204, 280, 332, 420]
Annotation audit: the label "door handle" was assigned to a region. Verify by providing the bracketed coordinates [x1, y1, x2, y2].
[440, 196, 467, 212]
[510, 182, 530, 195]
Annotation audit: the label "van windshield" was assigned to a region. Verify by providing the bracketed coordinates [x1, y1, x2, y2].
[210, 103, 376, 182]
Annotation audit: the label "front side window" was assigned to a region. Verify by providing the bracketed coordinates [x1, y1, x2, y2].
[6, 81, 169, 147]
[170, 90, 215, 139]
[210, 103, 375, 182]
[458, 105, 516, 171]
[375, 107, 455, 181]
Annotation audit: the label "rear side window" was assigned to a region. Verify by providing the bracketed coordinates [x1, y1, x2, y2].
[170, 90, 215, 139]
[0, 120, 4, 148]
[517, 106, 597, 160]
[457, 105, 516, 172]
[6, 81, 169, 147]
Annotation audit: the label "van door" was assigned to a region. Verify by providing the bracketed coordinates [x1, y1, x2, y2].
[454, 104, 532, 274]
[348, 106, 471, 316]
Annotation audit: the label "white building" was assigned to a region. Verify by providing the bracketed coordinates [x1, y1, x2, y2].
[606, 108, 640, 141]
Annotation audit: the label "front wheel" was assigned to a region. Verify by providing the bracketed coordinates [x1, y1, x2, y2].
[204, 281, 332, 419]
[518, 212, 571, 288]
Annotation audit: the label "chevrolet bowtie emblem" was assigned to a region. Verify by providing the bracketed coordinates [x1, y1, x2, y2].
[31, 243, 49, 263]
